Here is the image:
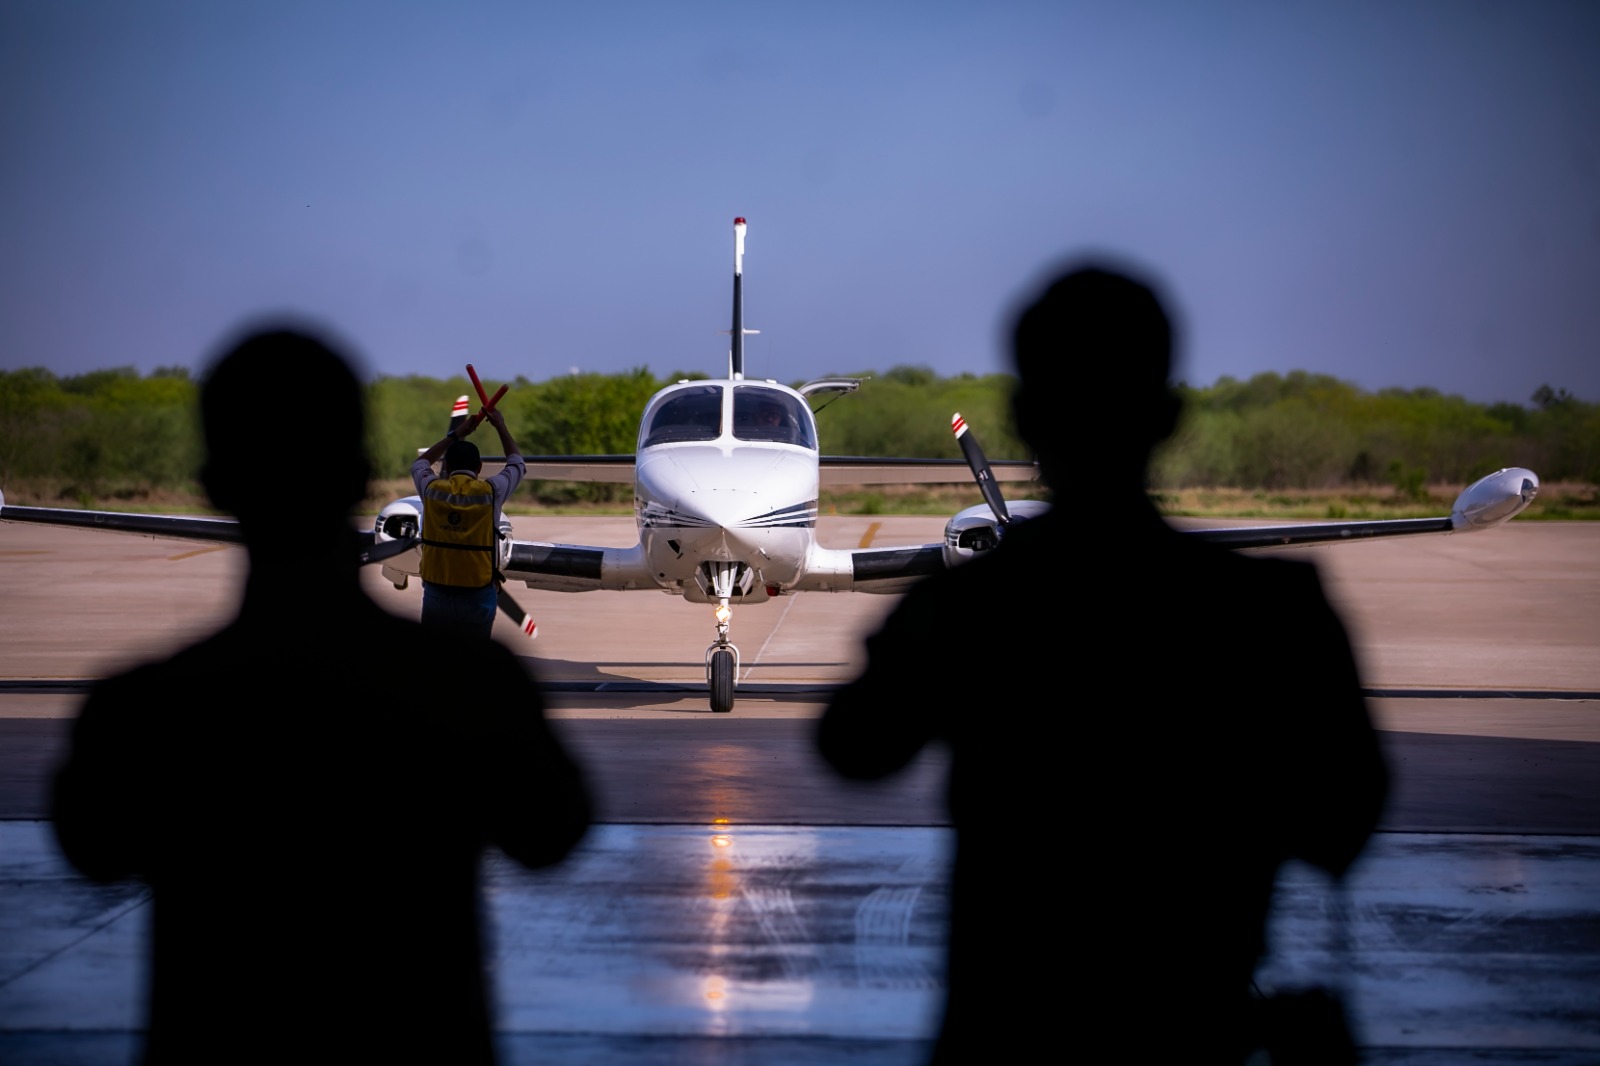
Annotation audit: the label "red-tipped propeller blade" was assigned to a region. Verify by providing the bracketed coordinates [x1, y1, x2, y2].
[951, 412, 1011, 526]
[495, 579, 538, 640]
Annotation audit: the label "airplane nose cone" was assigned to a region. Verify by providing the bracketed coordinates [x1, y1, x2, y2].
[636, 446, 817, 566]
[681, 491, 759, 529]
[675, 492, 770, 560]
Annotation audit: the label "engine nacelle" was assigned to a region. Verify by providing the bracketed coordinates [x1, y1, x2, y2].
[371, 494, 513, 590]
[374, 496, 422, 588]
[941, 499, 1050, 568]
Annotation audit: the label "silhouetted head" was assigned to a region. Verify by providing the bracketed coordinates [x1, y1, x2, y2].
[444, 439, 483, 476]
[199, 325, 372, 526]
[1009, 261, 1181, 490]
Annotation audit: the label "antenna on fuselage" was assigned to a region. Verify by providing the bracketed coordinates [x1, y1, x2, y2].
[726, 217, 759, 380]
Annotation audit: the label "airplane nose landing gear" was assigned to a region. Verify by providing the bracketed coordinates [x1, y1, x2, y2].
[702, 562, 746, 713]
[706, 633, 738, 714]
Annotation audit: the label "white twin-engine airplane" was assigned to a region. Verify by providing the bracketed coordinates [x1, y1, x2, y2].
[0, 218, 1541, 714]
[366, 218, 1540, 711]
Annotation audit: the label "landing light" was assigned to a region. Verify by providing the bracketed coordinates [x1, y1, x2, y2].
[714, 603, 731, 624]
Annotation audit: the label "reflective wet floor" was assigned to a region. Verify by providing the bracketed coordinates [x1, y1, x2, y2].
[2, 822, 1597, 1065]
[3, 521, 1598, 1063]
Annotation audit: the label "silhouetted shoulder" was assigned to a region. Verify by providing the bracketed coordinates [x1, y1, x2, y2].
[55, 600, 590, 881]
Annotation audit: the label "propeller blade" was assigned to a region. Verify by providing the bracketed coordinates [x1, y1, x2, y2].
[360, 535, 418, 566]
[448, 396, 471, 435]
[495, 580, 539, 640]
[951, 413, 1011, 526]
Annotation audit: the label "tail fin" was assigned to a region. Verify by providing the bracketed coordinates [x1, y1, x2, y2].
[727, 217, 759, 379]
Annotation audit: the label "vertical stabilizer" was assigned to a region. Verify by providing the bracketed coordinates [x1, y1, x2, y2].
[730, 218, 746, 380]
[727, 217, 760, 380]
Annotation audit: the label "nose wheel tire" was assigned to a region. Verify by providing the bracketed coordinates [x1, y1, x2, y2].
[709, 647, 735, 714]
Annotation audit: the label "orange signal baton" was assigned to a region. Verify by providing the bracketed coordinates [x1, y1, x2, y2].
[465, 364, 508, 413]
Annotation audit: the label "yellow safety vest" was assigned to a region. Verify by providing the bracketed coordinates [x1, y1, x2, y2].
[420, 473, 497, 588]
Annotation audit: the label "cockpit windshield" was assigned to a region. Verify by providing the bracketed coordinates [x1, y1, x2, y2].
[640, 385, 723, 448]
[732, 387, 816, 448]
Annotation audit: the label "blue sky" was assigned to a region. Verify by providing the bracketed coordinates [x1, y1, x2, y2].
[2, 1, 1596, 403]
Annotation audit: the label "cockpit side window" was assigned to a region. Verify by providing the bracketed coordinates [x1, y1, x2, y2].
[732, 387, 817, 449]
[641, 385, 723, 448]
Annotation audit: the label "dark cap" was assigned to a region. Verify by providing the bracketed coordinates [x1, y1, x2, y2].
[444, 439, 481, 473]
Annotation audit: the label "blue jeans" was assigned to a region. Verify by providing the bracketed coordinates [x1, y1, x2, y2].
[421, 582, 497, 640]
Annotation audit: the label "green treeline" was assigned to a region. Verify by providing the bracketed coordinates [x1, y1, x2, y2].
[2, 365, 1596, 503]
[0, 366, 204, 496]
[1156, 373, 1599, 492]
[368, 364, 1031, 476]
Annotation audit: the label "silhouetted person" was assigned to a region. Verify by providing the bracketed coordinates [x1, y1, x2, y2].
[817, 263, 1388, 1064]
[52, 325, 592, 1065]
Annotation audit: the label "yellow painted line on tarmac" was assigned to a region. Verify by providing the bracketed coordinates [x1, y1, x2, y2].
[858, 522, 881, 549]
[169, 546, 230, 561]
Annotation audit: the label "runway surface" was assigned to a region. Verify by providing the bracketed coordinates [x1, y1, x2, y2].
[1, 514, 1597, 1064]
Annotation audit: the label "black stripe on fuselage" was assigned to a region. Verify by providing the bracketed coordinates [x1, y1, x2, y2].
[638, 500, 819, 531]
[639, 508, 716, 530]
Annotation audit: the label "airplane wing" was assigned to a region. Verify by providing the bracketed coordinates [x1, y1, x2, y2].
[1184, 467, 1541, 550]
[483, 533, 661, 594]
[515, 455, 1039, 487]
[819, 456, 1038, 488]
[5, 462, 1539, 598]
[518, 455, 635, 483]
[846, 544, 946, 582]
[810, 543, 946, 594]
[500, 539, 646, 593]
[800, 464, 1543, 594]
[0, 501, 245, 545]
[1186, 516, 1455, 550]
[0, 494, 416, 566]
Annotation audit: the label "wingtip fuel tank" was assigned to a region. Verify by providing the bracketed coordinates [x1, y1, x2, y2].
[1450, 467, 1540, 532]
